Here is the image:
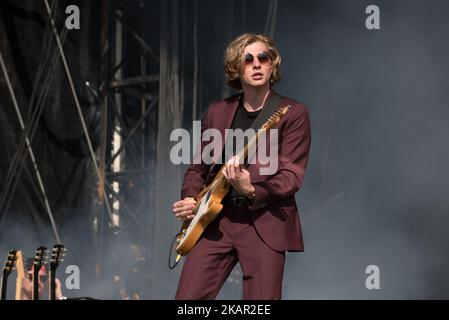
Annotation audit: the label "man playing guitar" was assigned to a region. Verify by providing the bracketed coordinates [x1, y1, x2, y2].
[172, 33, 311, 300]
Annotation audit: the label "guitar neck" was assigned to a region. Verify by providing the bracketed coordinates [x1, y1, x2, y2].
[32, 267, 40, 300]
[49, 269, 56, 300]
[205, 128, 268, 196]
[235, 128, 266, 165]
[48, 244, 64, 300]
[14, 273, 24, 300]
[14, 250, 25, 300]
[200, 105, 289, 199]
[0, 273, 8, 300]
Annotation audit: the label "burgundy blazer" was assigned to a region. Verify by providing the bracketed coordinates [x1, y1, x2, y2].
[181, 91, 312, 252]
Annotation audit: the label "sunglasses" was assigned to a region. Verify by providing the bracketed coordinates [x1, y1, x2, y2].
[243, 51, 271, 66]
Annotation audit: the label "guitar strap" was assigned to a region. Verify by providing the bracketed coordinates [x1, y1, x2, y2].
[243, 92, 285, 167]
[248, 92, 285, 132]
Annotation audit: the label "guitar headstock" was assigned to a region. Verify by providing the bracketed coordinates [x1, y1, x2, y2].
[2, 250, 18, 277]
[32, 246, 48, 272]
[50, 244, 65, 272]
[1, 250, 24, 279]
[261, 105, 291, 130]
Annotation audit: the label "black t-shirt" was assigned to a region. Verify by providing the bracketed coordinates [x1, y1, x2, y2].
[224, 99, 262, 162]
[231, 100, 262, 132]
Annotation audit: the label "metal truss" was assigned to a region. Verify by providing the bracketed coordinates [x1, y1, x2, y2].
[95, 0, 159, 253]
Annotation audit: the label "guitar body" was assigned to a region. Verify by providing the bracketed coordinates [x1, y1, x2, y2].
[175, 176, 229, 256]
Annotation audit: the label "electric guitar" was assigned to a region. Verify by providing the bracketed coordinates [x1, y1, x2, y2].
[49, 244, 65, 300]
[0, 250, 26, 300]
[175, 105, 291, 256]
[32, 246, 47, 300]
[1, 250, 17, 300]
[0, 250, 25, 300]
[14, 250, 26, 300]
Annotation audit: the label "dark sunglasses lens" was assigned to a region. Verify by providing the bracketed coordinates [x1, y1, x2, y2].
[258, 52, 270, 64]
[244, 53, 254, 64]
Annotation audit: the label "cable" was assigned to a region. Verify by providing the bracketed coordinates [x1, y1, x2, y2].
[168, 231, 182, 269]
[0, 46, 61, 243]
[0, 22, 68, 225]
[0, 0, 62, 214]
[43, 0, 114, 223]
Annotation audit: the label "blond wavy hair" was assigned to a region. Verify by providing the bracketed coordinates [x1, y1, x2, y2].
[224, 33, 282, 90]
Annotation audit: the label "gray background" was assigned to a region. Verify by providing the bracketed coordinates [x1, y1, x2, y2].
[0, 0, 448, 299]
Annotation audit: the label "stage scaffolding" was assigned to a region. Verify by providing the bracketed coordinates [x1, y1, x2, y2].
[0, 0, 277, 299]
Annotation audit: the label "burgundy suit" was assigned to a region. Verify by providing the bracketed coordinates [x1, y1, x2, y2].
[176, 91, 311, 299]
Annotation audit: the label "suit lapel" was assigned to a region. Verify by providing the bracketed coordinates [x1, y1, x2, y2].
[209, 94, 240, 165]
[224, 95, 241, 130]
[219, 94, 241, 150]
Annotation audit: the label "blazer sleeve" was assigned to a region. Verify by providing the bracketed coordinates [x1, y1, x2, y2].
[248, 104, 312, 211]
[180, 106, 213, 200]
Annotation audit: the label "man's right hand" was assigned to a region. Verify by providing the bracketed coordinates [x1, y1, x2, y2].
[172, 197, 197, 221]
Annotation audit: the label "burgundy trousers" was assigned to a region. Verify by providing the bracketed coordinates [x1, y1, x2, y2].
[175, 205, 285, 300]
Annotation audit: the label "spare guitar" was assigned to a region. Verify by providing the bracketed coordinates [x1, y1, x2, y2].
[32, 246, 47, 300]
[49, 244, 65, 300]
[14, 250, 26, 300]
[0, 250, 25, 300]
[174, 105, 291, 257]
[1, 250, 17, 300]
[0, 250, 19, 300]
